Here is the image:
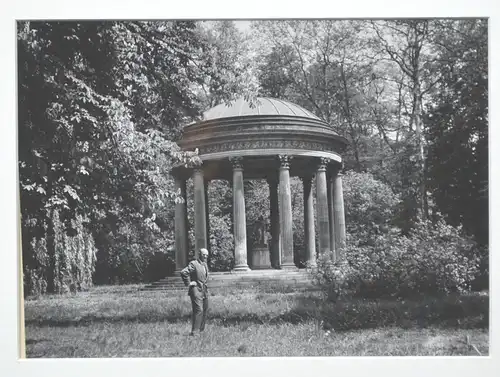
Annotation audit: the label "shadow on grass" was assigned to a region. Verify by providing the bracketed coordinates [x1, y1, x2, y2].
[25, 313, 192, 327]
[280, 293, 489, 331]
[25, 293, 489, 331]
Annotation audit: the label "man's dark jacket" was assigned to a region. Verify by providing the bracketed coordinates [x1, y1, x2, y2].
[180, 259, 209, 295]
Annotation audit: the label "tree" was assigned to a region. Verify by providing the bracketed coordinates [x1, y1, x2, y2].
[194, 20, 259, 109]
[18, 21, 123, 292]
[258, 44, 296, 99]
[425, 19, 488, 246]
[369, 20, 451, 225]
[18, 20, 240, 292]
[252, 20, 386, 172]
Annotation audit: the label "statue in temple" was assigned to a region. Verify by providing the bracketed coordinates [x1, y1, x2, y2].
[254, 215, 269, 246]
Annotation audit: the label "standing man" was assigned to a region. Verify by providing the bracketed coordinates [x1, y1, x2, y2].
[180, 248, 209, 336]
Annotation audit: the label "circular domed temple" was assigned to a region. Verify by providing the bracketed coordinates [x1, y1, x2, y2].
[171, 97, 349, 274]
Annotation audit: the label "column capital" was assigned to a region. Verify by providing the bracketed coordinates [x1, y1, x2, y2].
[229, 156, 244, 170]
[278, 154, 293, 169]
[317, 157, 330, 172]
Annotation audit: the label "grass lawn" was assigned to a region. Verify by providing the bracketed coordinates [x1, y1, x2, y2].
[23, 286, 489, 357]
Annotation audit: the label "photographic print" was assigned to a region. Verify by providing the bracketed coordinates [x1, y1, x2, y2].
[18, 18, 489, 358]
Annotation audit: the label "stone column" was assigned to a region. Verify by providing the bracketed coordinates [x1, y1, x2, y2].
[327, 174, 336, 262]
[204, 179, 211, 255]
[302, 174, 316, 267]
[193, 168, 207, 259]
[333, 169, 347, 261]
[174, 177, 189, 272]
[278, 155, 296, 269]
[268, 176, 281, 268]
[316, 157, 331, 255]
[230, 157, 250, 271]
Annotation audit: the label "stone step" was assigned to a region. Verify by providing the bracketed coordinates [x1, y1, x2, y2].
[141, 284, 318, 293]
[150, 277, 311, 287]
[159, 270, 312, 279]
[205, 269, 311, 274]
[148, 282, 313, 289]
[141, 269, 318, 292]
[148, 278, 314, 287]
[150, 275, 313, 285]
[152, 277, 313, 285]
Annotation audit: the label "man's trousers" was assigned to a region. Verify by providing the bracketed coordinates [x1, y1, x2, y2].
[189, 286, 208, 333]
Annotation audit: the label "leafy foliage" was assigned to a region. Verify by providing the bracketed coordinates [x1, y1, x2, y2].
[208, 214, 235, 271]
[18, 20, 243, 293]
[313, 217, 481, 300]
[343, 171, 401, 244]
[23, 211, 96, 295]
[253, 20, 383, 172]
[195, 21, 259, 108]
[425, 19, 488, 246]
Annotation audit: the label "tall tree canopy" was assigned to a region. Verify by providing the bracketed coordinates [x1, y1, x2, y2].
[251, 19, 488, 238]
[425, 19, 488, 246]
[18, 20, 247, 291]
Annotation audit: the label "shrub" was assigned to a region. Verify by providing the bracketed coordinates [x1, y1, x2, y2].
[93, 216, 175, 285]
[312, 217, 481, 299]
[343, 171, 401, 245]
[471, 245, 489, 291]
[23, 211, 97, 296]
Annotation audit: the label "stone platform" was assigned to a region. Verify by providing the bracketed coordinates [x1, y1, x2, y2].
[141, 269, 317, 292]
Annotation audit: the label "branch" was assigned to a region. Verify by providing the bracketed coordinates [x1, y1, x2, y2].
[370, 21, 414, 77]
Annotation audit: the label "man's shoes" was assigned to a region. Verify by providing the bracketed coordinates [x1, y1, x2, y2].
[189, 332, 200, 337]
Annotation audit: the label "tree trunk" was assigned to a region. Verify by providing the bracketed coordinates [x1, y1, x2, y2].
[45, 209, 56, 294]
[412, 67, 427, 220]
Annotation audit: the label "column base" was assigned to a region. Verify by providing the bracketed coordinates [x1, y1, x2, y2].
[232, 264, 251, 272]
[280, 263, 299, 270]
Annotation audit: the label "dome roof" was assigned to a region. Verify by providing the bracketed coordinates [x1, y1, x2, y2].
[201, 97, 322, 122]
[175, 96, 348, 180]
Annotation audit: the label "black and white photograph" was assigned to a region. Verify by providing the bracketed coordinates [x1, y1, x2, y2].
[13, 14, 491, 361]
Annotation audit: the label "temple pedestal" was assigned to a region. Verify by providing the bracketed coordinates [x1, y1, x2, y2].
[251, 245, 272, 269]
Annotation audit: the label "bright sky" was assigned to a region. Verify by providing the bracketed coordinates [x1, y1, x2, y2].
[234, 20, 252, 32]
